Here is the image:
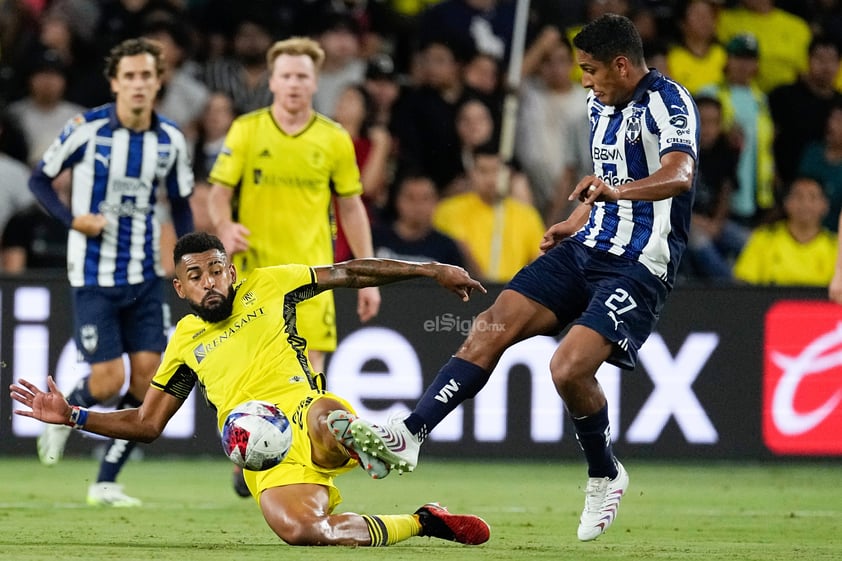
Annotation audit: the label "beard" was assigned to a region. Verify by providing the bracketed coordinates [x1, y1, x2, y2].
[189, 285, 237, 323]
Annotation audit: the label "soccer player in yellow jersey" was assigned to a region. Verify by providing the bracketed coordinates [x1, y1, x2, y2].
[10, 232, 490, 547]
[208, 36, 379, 375]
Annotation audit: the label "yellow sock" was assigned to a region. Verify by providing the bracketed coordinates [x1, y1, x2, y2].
[361, 514, 421, 546]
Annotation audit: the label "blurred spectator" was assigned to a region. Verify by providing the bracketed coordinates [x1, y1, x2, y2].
[630, 4, 660, 44]
[142, 17, 210, 143]
[461, 49, 504, 120]
[797, 101, 842, 232]
[699, 33, 776, 227]
[0, 109, 29, 164]
[0, 114, 35, 266]
[565, 0, 632, 83]
[363, 53, 403, 128]
[449, 97, 496, 194]
[667, 0, 727, 94]
[416, 0, 516, 63]
[1, 183, 68, 273]
[95, 0, 177, 53]
[37, 8, 109, 106]
[684, 95, 749, 283]
[8, 48, 84, 168]
[191, 91, 237, 234]
[717, 0, 812, 93]
[332, 83, 393, 261]
[769, 36, 842, 184]
[391, 37, 473, 192]
[733, 177, 837, 286]
[294, 0, 396, 60]
[202, 16, 273, 114]
[515, 31, 589, 223]
[432, 143, 545, 283]
[643, 39, 669, 76]
[313, 13, 366, 115]
[373, 174, 471, 269]
[0, 0, 41, 104]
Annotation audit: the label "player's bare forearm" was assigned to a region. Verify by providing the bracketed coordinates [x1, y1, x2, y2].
[315, 259, 485, 301]
[10, 377, 173, 443]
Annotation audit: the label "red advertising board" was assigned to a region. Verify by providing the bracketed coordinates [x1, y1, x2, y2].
[763, 301, 842, 455]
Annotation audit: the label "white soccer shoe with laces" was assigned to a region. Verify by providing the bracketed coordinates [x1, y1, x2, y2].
[37, 424, 72, 466]
[577, 460, 629, 541]
[87, 482, 142, 507]
[348, 414, 421, 474]
[326, 410, 390, 479]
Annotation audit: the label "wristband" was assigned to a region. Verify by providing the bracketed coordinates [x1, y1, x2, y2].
[67, 406, 89, 429]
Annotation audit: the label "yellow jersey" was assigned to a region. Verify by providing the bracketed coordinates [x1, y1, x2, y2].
[717, 8, 811, 93]
[666, 44, 727, 95]
[209, 108, 362, 274]
[733, 221, 837, 286]
[151, 265, 321, 430]
[433, 192, 545, 283]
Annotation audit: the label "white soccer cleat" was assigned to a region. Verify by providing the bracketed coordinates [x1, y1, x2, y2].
[349, 415, 421, 474]
[87, 482, 142, 507]
[37, 424, 72, 466]
[326, 410, 390, 479]
[577, 460, 629, 541]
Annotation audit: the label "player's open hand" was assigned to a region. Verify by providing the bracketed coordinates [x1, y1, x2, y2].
[433, 264, 486, 302]
[9, 376, 72, 425]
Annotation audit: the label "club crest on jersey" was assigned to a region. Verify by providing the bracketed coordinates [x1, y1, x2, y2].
[80, 324, 98, 354]
[626, 114, 642, 143]
[241, 290, 255, 306]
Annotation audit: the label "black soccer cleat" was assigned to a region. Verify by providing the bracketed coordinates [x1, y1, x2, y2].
[415, 502, 490, 545]
[232, 465, 251, 498]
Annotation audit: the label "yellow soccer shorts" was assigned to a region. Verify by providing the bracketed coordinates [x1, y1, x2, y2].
[295, 290, 337, 353]
[242, 390, 356, 512]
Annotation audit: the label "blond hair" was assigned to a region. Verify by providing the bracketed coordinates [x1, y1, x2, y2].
[266, 37, 326, 72]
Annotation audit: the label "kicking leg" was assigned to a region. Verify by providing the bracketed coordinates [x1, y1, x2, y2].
[350, 289, 558, 472]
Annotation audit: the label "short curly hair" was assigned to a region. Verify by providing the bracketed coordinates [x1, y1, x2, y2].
[103, 37, 165, 80]
[173, 232, 227, 264]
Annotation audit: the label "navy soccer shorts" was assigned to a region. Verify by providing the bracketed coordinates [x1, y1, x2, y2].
[506, 239, 669, 369]
[71, 278, 168, 364]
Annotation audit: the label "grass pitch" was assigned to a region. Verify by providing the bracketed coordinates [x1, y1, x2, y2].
[0, 456, 839, 561]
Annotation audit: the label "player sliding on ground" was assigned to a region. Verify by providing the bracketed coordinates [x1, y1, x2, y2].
[339, 14, 699, 542]
[10, 232, 489, 547]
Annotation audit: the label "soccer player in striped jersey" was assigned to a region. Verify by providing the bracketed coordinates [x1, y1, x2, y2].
[341, 14, 700, 542]
[27, 38, 194, 506]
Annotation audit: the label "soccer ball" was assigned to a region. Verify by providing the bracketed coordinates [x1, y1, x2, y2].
[221, 400, 293, 471]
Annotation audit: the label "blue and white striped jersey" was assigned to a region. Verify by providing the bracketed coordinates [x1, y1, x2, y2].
[572, 70, 698, 287]
[40, 104, 193, 287]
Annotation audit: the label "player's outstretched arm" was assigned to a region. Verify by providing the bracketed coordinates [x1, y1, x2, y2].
[314, 259, 486, 302]
[10, 376, 181, 443]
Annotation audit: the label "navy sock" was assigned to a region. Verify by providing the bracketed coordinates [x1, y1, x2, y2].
[96, 393, 142, 483]
[65, 376, 98, 408]
[570, 405, 618, 479]
[403, 357, 490, 439]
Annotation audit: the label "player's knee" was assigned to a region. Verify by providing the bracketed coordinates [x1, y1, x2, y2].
[89, 365, 126, 400]
[549, 353, 590, 395]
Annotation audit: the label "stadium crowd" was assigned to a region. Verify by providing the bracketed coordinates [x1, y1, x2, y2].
[2, 0, 842, 288]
